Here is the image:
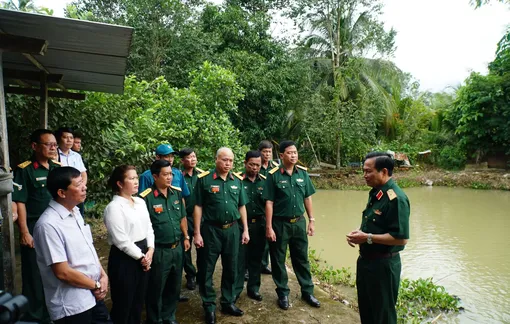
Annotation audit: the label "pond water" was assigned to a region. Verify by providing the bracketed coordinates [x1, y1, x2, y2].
[309, 187, 510, 323]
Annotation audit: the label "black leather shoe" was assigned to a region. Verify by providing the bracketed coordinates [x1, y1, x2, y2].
[205, 311, 216, 324]
[187, 277, 196, 290]
[261, 266, 272, 274]
[221, 303, 244, 316]
[244, 269, 249, 281]
[302, 294, 321, 308]
[179, 295, 189, 302]
[247, 291, 263, 301]
[278, 295, 289, 310]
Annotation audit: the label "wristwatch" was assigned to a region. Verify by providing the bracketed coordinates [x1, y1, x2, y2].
[184, 235, 190, 240]
[94, 280, 101, 290]
[367, 233, 373, 245]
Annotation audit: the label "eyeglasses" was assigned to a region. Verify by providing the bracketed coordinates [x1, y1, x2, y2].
[38, 142, 58, 148]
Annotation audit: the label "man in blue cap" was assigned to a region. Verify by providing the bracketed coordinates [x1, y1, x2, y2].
[139, 144, 190, 198]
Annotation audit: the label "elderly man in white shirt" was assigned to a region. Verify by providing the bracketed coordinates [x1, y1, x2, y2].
[34, 166, 108, 324]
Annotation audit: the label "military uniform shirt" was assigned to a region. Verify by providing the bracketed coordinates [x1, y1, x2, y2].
[241, 173, 266, 218]
[259, 160, 279, 177]
[143, 186, 185, 244]
[12, 159, 60, 219]
[195, 170, 248, 224]
[262, 165, 315, 217]
[360, 178, 410, 254]
[182, 168, 199, 217]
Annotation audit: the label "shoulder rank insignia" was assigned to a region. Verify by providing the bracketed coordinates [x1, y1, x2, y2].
[52, 160, 62, 166]
[198, 170, 210, 179]
[259, 174, 267, 180]
[269, 166, 279, 175]
[17, 160, 32, 169]
[170, 185, 182, 192]
[296, 165, 308, 171]
[271, 160, 279, 167]
[139, 188, 152, 198]
[233, 172, 243, 181]
[196, 167, 206, 173]
[387, 189, 397, 201]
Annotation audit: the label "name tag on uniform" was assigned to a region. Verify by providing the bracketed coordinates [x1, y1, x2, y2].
[296, 178, 304, 183]
[258, 187, 263, 191]
[374, 209, 382, 215]
[153, 204, 163, 213]
[231, 185, 238, 190]
[244, 186, 248, 189]
[36, 177, 47, 181]
[211, 185, 220, 193]
[173, 200, 180, 205]
[279, 180, 287, 184]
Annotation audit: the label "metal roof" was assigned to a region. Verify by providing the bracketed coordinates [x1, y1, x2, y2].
[0, 9, 133, 94]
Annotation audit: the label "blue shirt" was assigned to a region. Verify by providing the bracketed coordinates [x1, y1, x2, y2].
[138, 167, 190, 197]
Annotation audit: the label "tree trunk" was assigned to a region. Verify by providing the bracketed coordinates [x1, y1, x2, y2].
[336, 134, 341, 169]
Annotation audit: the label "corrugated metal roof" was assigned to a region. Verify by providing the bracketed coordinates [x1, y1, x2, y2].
[0, 9, 133, 94]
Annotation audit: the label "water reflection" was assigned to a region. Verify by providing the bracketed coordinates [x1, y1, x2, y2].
[309, 187, 510, 323]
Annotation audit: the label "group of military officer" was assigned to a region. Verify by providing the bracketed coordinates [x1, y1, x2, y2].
[12, 126, 410, 324]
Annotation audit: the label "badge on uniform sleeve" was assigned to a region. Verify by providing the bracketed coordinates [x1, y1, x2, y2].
[376, 190, 383, 200]
[153, 204, 163, 213]
[211, 185, 220, 193]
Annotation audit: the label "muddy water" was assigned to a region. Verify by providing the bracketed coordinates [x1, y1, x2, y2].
[309, 187, 510, 323]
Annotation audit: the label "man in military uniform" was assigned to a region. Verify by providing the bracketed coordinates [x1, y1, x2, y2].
[13, 129, 60, 323]
[194, 147, 250, 324]
[258, 140, 278, 275]
[346, 152, 410, 324]
[141, 160, 191, 324]
[263, 140, 320, 310]
[233, 150, 267, 302]
[180, 148, 206, 290]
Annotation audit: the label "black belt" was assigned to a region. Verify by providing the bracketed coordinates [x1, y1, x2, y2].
[204, 220, 237, 229]
[249, 216, 264, 223]
[273, 216, 302, 223]
[360, 251, 399, 260]
[155, 241, 180, 249]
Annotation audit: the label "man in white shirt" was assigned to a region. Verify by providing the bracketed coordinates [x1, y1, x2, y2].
[34, 167, 108, 324]
[55, 127, 87, 184]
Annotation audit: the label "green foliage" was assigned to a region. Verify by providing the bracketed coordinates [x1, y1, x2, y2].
[7, 63, 246, 205]
[309, 250, 356, 287]
[1, 0, 53, 14]
[397, 278, 461, 323]
[438, 144, 467, 170]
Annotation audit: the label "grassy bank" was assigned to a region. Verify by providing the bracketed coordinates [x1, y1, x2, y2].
[311, 168, 510, 191]
[307, 250, 462, 324]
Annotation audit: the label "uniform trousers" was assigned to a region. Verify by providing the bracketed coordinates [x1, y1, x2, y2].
[197, 223, 239, 312]
[234, 218, 265, 297]
[146, 242, 183, 324]
[54, 308, 92, 324]
[356, 253, 401, 324]
[182, 215, 197, 280]
[269, 216, 314, 297]
[20, 219, 51, 323]
[108, 239, 148, 324]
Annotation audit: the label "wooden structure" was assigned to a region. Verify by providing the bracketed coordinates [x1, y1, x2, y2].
[0, 8, 133, 293]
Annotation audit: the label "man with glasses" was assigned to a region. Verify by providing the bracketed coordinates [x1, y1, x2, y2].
[13, 129, 61, 323]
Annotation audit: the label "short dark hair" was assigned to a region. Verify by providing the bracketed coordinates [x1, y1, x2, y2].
[258, 140, 273, 151]
[179, 148, 195, 158]
[30, 129, 54, 144]
[55, 127, 74, 141]
[151, 159, 171, 176]
[73, 131, 83, 139]
[279, 140, 296, 153]
[47, 167, 81, 200]
[108, 165, 136, 193]
[245, 150, 261, 161]
[364, 152, 394, 176]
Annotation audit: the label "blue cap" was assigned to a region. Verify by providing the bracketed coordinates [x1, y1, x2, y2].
[155, 144, 175, 156]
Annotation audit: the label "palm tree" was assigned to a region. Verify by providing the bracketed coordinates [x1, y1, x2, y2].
[1, 0, 53, 15]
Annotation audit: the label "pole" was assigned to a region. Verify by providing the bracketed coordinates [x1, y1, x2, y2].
[39, 71, 48, 128]
[0, 51, 16, 292]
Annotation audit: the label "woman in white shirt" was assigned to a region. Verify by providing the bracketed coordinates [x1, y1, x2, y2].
[104, 165, 155, 324]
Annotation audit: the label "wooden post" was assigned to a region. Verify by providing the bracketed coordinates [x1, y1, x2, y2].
[0, 51, 16, 293]
[39, 72, 48, 129]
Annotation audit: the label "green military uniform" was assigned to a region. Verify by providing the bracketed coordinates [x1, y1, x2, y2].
[182, 167, 206, 282]
[141, 185, 185, 324]
[262, 164, 315, 298]
[259, 160, 278, 269]
[234, 172, 267, 298]
[357, 178, 410, 324]
[195, 169, 248, 312]
[12, 158, 60, 324]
